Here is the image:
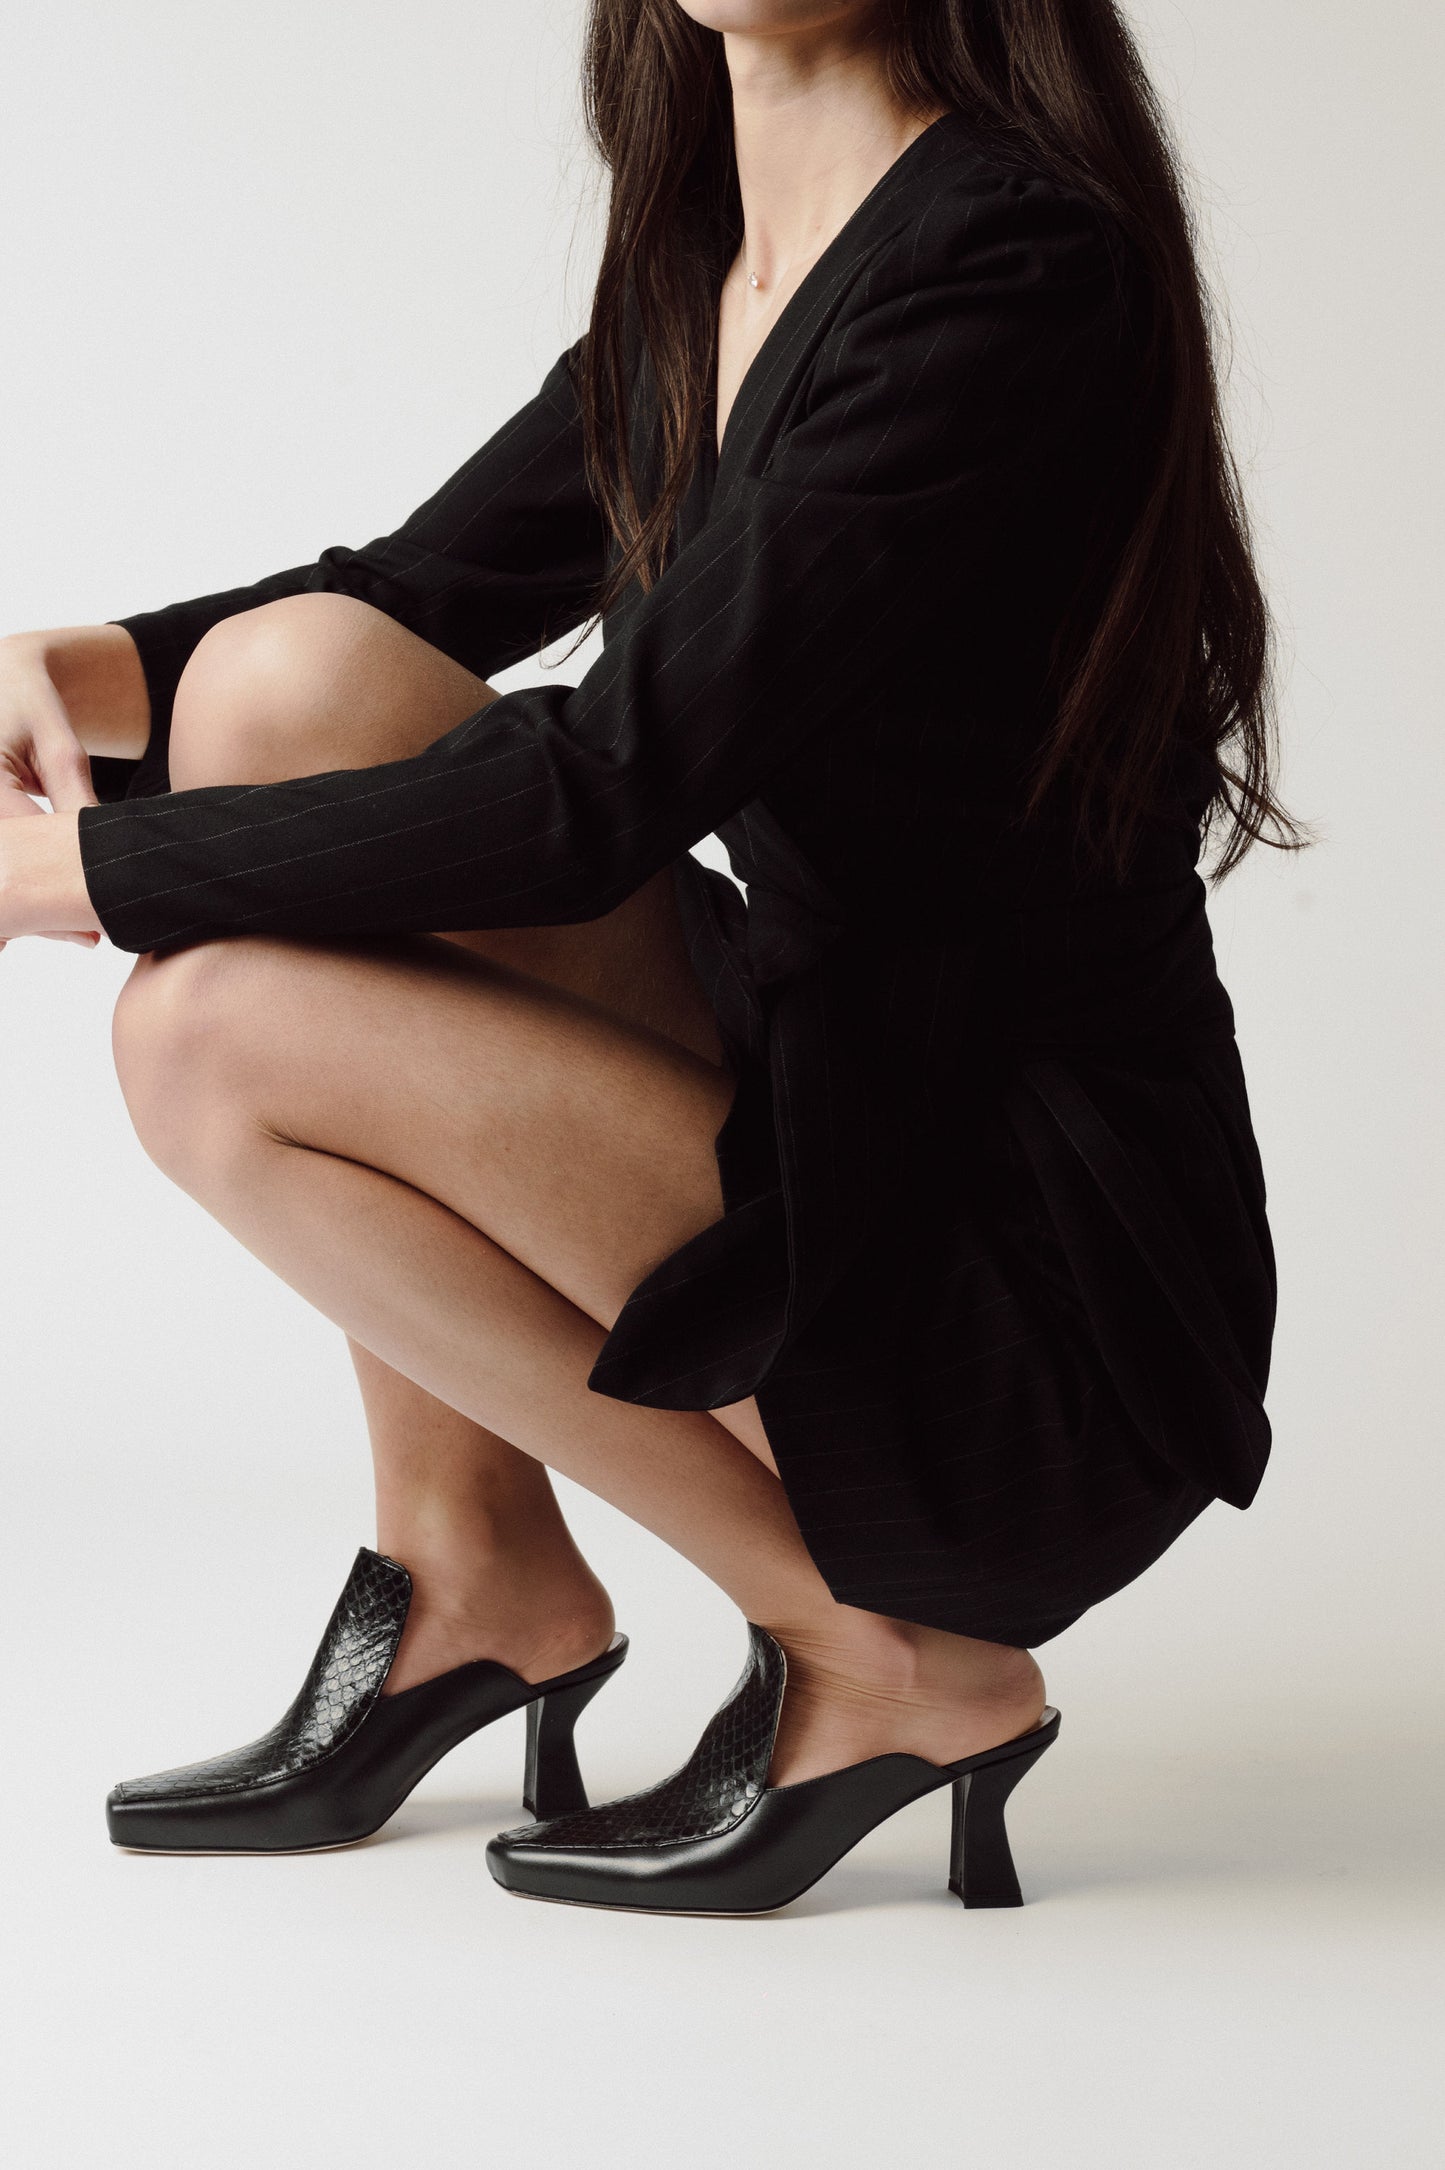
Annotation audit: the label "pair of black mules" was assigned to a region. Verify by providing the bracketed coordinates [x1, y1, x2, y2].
[107, 1548, 1060, 1915]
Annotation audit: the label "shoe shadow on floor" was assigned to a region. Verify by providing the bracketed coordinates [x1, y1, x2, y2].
[368, 1792, 525, 1845]
[789, 1731, 1445, 1920]
[353, 1732, 1445, 1922]
[1029, 1733, 1445, 1900]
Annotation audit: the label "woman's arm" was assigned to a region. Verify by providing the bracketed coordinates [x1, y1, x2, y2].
[98, 338, 609, 801]
[5, 177, 1136, 952]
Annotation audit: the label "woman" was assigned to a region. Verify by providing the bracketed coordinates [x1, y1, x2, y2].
[0, 0, 1297, 1914]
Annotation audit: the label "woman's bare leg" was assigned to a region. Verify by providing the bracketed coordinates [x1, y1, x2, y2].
[165, 593, 722, 1689]
[110, 926, 1045, 1784]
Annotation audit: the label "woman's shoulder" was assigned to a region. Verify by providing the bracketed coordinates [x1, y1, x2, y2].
[871, 112, 1141, 302]
[898, 110, 1126, 224]
[775, 118, 1153, 485]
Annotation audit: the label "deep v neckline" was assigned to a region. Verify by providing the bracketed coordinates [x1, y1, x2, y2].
[708, 110, 956, 468]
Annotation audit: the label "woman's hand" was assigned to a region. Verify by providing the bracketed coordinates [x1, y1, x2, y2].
[0, 625, 148, 950]
[0, 812, 102, 952]
[0, 632, 101, 823]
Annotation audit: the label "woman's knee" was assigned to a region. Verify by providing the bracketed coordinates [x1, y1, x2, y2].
[111, 941, 281, 1185]
[167, 592, 492, 791]
[167, 593, 382, 790]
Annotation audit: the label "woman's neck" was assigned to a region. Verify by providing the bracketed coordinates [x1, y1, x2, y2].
[724, 30, 943, 288]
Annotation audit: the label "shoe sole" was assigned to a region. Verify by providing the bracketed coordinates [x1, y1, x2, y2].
[497, 1882, 792, 1919]
[110, 1829, 386, 1857]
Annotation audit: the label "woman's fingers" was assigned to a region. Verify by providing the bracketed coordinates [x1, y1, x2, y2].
[0, 675, 99, 817]
[27, 679, 99, 813]
[35, 736, 98, 814]
[0, 930, 101, 951]
[0, 766, 44, 819]
[0, 930, 101, 954]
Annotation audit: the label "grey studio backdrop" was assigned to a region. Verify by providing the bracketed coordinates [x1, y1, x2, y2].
[1, 5, 1440, 2168]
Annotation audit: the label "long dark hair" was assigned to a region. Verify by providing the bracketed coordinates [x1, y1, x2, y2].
[577, 0, 1306, 879]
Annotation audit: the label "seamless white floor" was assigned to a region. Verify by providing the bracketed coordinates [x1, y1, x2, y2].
[7, 1478, 1442, 2170]
[5, 1482, 1441, 2170]
[3, 945, 1442, 2169]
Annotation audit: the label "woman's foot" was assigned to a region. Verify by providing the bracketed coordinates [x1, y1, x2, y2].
[764, 1608, 1045, 1786]
[379, 1538, 616, 1695]
[108, 1547, 629, 1851]
[486, 1622, 1058, 1916]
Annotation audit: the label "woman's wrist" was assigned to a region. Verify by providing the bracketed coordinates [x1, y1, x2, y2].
[0, 812, 102, 940]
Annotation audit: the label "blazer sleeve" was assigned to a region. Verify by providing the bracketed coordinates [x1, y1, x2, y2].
[77, 175, 1136, 951]
[94, 339, 607, 802]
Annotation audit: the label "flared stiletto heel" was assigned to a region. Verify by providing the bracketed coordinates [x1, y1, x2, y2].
[486, 1622, 1058, 1916]
[523, 1669, 617, 1819]
[948, 1723, 1057, 1906]
[107, 1548, 627, 1853]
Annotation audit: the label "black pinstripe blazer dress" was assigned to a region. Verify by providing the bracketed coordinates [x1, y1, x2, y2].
[79, 113, 1277, 1648]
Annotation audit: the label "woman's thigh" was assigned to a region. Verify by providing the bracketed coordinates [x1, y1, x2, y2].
[165, 593, 724, 1063]
[117, 930, 776, 1462]
[120, 933, 735, 1342]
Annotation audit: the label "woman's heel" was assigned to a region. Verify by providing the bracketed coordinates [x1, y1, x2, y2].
[947, 1713, 1060, 1908]
[523, 1665, 618, 1820]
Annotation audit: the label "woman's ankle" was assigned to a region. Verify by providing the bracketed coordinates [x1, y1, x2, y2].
[764, 1606, 1046, 1786]
[378, 1533, 615, 1694]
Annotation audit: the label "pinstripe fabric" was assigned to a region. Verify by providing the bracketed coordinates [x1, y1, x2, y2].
[79, 115, 1276, 1644]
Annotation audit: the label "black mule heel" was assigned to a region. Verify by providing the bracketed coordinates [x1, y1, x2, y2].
[487, 1622, 1059, 1916]
[107, 1547, 628, 1853]
[523, 1669, 617, 1819]
[947, 1723, 1058, 1907]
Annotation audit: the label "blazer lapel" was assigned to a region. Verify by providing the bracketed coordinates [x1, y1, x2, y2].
[711, 111, 979, 501]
